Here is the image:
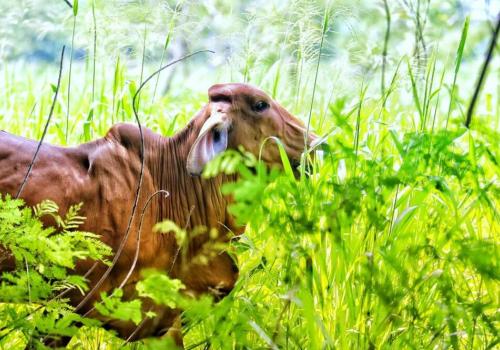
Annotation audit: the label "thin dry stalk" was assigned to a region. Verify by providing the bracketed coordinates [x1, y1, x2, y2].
[16, 46, 65, 199]
[465, 12, 500, 128]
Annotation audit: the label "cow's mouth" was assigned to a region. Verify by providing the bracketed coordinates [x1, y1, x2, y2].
[208, 285, 233, 302]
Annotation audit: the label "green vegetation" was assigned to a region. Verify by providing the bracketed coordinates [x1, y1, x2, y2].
[0, 1, 498, 349]
[0, 197, 111, 348]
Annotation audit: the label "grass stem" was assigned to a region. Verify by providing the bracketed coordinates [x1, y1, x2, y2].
[446, 17, 469, 129]
[66, 8, 77, 143]
[381, 0, 391, 99]
[305, 6, 329, 150]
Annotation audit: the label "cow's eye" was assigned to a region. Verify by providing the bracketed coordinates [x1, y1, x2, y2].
[253, 100, 269, 113]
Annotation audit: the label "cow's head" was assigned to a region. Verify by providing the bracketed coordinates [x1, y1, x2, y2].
[187, 83, 319, 175]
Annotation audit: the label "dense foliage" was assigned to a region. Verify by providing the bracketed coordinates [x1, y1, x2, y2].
[0, 0, 498, 349]
[0, 197, 111, 348]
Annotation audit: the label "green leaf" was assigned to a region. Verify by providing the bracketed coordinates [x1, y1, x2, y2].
[407, 59, 423, 120]
[83, 108, 93, 142]
[153, 220, 186, 246]
[95, 290, 143, 326]
[259, 136, 294, 179]
[454, 17, 469, 76]
[136, 270, 185, 309]
[73, 0, 79, 16]
[459, 239, 499, 280]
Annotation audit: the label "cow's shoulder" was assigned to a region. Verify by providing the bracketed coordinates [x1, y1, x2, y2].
[105, 123, 157, 153]
[85, 123, 158, 182]
[85, 123, 142, 169]
[79, 126, 143, 199]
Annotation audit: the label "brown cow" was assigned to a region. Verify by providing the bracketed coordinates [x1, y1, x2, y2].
[0, 83, 318, 344]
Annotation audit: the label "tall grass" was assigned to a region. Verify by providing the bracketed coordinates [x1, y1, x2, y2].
[446, 17, 470, 129]
[66, 0, 78, 143]
[0, 1, 498, 349]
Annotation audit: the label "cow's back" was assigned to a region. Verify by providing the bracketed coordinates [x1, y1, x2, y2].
[0, 131, 95, 213]
[0, 127, 161, 274]
[0, 127, 154, 240]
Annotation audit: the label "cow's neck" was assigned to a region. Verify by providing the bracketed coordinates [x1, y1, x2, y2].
[146, 121, 238, 244]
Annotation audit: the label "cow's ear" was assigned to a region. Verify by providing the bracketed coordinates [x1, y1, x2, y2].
[187, 112, 229, 176]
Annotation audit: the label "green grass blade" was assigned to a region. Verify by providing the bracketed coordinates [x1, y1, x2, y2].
[446, 16, 470, 128]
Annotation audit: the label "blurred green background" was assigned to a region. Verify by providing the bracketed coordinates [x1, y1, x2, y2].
[0, 0, 498, 141]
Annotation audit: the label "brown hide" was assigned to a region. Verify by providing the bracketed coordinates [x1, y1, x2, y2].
[0, 83, 317, 342]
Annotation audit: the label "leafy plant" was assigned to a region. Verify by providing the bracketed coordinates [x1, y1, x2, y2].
[0, 195, 111, 347]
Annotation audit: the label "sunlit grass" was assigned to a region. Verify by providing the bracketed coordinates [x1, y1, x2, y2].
[1, 48, 499, 350]
[0, 1, 498, 349]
